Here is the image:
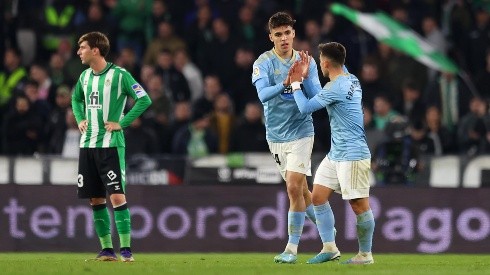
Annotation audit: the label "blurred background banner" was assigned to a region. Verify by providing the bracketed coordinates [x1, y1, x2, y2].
[0, 185, 489, 253]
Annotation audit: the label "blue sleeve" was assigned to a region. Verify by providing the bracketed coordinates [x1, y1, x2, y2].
[255, 78, 284, 103]
[303, 59, 322, 98]
[293, 90, 324, 114]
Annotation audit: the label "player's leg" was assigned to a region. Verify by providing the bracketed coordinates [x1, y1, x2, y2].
[307, 157, 341, 264]
[100, 147, 134, 262]
[78, 148, 116, 261]
[337, 159, 375, 265]
[302, 178, 316, 224]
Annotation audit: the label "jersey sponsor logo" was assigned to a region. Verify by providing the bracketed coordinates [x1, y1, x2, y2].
[280, 85, 294, 100]
[253, 67, 260, 76]
[88, 91, 102, 109]
[132, 83, 147, 98]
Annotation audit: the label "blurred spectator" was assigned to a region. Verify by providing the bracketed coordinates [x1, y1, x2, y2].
[155, 49, 191, 102]
[229, 47, 256, 115]
[22, 80, 51, 124]
[139, 64, 156, 88]
[474, 48, 490, 100]
[111, 0, 153, 59]
[303, 19, 322, 60]
[394, 78, 426, 125]
[60, 107, 80, 158]
[209, 93, 236, 154]
[457, 97, 490, 156]
[2, 94, 43, 155]
[372, 119, 420, 185]
[372, 95, 401, 131]
[168, 101, 192, 151]
[125, 117, 159, 157]
[229, 101, 267, 152]
[172, 108, 218, 157]
[143, 21, 187, 65]
[424, 105, 457, 155]
[140, 73, 173, 153]
[115, 47, 141, 82]
[29, 63, 57, 106]
[193, 74, 224, 115]
[363, 105, 385, 154]
[185, 4, 214, 69]
[425, 71, 472, 132]
[173, 48, 203, 102]
[202, 17, 239, 90]
[0, 47, 27, 110]
[43, 85, 71, 154]
[421, 15, 448, 82]
[359, 56, 390, 110]
[150, 0, 174, 37]
[37, 0, 78, 62]
[48, 53, 73, 86]
[76, 2, 116, 55]
[235, 5, 259, 51]
[463, 6, 489, 75]
[320, 11, 340, 43]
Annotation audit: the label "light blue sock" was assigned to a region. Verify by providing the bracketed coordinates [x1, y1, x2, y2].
[314, 203, 335, 243]
[305, 204, 316, 223]
[288, 211, 306, 245]
[356, 209, 375, 253]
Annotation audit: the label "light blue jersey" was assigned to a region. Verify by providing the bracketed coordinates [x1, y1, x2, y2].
[252, 49, 321, 142]
[294, 72, 371, 161]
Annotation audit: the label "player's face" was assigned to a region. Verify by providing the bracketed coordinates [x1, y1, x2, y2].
[319, 55, 330, 78]
[77, 41, 96, 65]
[269, 25, 295, 57]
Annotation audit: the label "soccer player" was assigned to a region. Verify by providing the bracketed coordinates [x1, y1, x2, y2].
[72, 32, 152, 262]
[288, 43, 375, 264]
[251, 12, 323, 264]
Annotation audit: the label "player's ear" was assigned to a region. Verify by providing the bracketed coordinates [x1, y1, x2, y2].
[269, 33, 273, 42]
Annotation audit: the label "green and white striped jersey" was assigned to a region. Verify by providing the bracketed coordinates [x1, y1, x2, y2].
[72, 62, 152, 148]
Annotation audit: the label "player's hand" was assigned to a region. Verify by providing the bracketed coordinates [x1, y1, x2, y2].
[289, 61, 303, 83]
[104, 121, 122, 132]
[78, 120, 88, 134]
[298, 50, 311, 79]
[283, 71, 292, 87]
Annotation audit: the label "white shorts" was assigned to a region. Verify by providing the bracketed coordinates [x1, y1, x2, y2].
[314, 156, 371, 200]
[268, 136, 314, 181]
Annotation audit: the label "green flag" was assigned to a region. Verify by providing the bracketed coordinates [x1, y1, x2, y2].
[331, 3, 459, 73]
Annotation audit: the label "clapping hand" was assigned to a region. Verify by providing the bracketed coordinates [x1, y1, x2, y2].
[298, 50, 311, 79]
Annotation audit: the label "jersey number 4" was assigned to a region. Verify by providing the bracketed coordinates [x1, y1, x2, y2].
[273, 154, 281, 165]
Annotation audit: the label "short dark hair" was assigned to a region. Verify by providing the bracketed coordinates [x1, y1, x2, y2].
[78, 32, 110, 57]
[318, 42, 346, 66]
[268, 12, 296, 32]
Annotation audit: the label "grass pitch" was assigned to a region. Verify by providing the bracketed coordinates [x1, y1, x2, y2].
[1, 253, 489, 275]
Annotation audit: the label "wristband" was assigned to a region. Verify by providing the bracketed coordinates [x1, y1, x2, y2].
[291, 81, 302, 91]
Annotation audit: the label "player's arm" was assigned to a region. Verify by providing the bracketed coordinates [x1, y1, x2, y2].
[71, 78, 85, 124]
[252, 60, 287, 103]
[118, 73, 152, 129]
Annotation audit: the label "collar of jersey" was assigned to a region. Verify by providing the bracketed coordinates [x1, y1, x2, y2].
[91, 62, 113, 76]
[272, 48, 297, 65]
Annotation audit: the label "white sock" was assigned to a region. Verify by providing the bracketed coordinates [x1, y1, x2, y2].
[284, 243, 298, 255]
[321, 242, 338, 253]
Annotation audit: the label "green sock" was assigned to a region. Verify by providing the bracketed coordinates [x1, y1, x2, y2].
[114, 203, 131, 248]
[92, 204, 113, 249]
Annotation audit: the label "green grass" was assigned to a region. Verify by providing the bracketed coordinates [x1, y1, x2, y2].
[1, 253, 489, 275]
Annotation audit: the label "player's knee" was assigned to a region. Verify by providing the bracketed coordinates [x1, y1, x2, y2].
[110, 194, 127, 206]
[311, 193, 326, 205]
[89, 198, 106, 205]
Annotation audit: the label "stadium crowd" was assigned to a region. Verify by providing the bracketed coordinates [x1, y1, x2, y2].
[0, 0, 489, 165]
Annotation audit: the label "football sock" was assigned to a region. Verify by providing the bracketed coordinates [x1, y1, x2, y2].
[114, 203, 131, 248]
[314, 203, 336, 243]
[356, 209, 375, 253]
[286, 211, 305, 254]
[92, 204, 113, 249]
[305, 203, 316, 224]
